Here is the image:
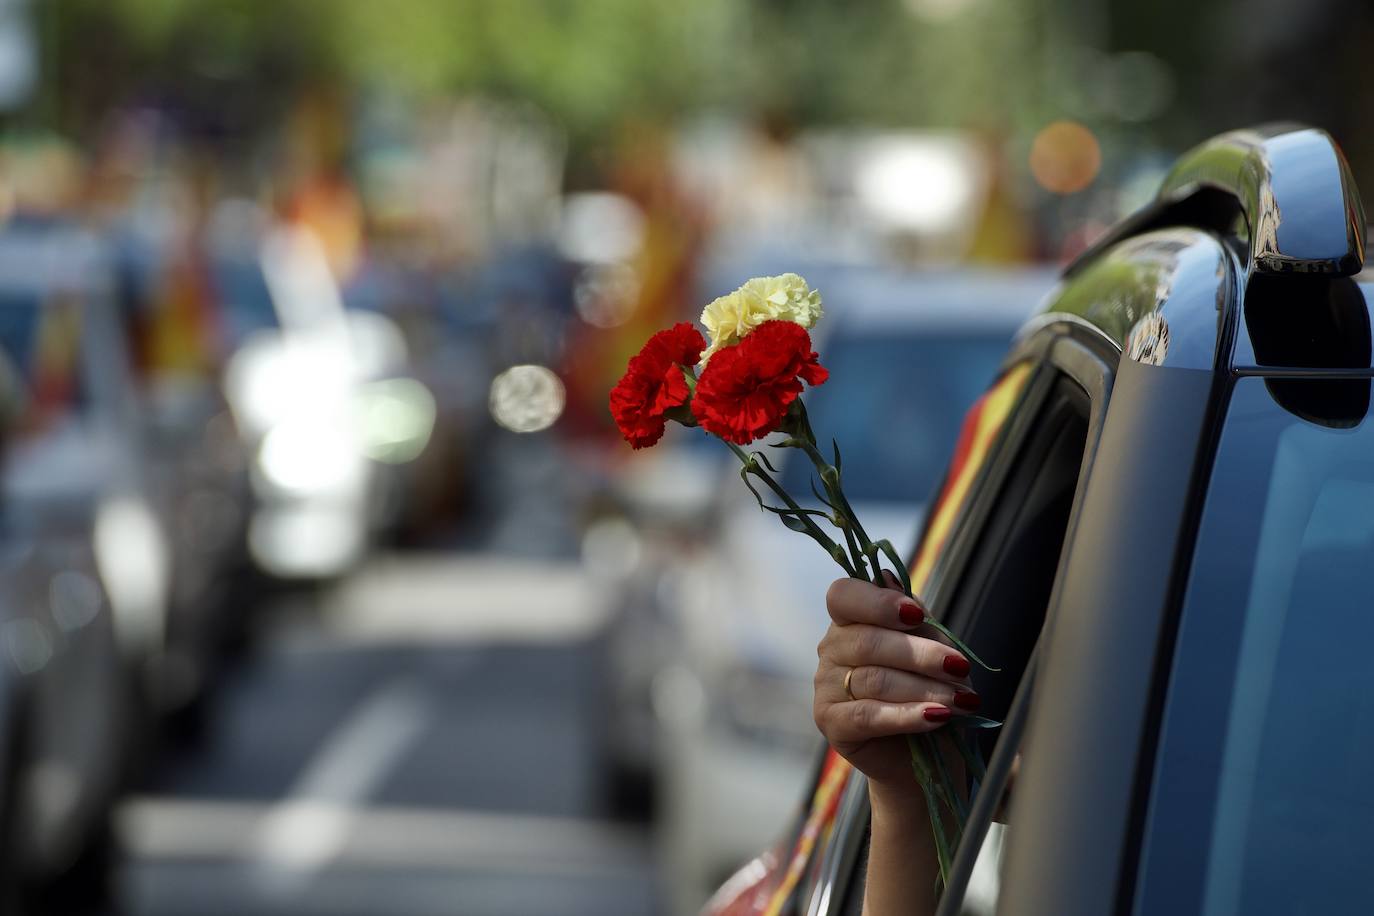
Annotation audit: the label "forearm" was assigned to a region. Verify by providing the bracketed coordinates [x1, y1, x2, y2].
[863, 782, 940, 916]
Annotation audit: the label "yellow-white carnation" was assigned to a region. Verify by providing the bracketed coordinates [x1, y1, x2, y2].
[699, 273, 823, 362]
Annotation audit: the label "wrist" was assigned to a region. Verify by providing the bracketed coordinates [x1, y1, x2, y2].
[868, 776, 927, 821]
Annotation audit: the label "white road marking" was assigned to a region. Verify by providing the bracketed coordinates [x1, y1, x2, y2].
[118, 798, 649, 876]
[246, 678, 431, 896]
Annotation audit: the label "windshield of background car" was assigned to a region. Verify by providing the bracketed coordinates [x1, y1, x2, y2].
[778, 332, 1012, 503]
[1135, 376, 1374, 916]
[0, 293, 88, 429]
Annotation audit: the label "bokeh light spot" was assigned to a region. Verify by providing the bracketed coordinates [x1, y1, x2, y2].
[1029, 120, 1101, 195]
[573, 262, 640, 329]
[489, 364, 566, 433]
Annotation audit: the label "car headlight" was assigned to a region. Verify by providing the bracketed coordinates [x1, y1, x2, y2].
[256, 419, 366, 496]
[225, 334, 357, 437]
[354, 377, 435, 464]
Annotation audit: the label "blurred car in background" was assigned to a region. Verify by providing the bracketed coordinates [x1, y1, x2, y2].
[644, 265, 1052, 912]
[133, 376, 251, 720]
[218, 215, 435, 579]
[105, 226, 256, 721]
[0, 222, 136, 906]
[340, 255, 480, 543]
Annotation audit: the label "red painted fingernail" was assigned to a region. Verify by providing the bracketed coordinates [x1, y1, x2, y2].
[943, 655, 971, 678]
[898, 601, 925, 626]
[924, 706, 952, 722]
[953, 691, 981, 711]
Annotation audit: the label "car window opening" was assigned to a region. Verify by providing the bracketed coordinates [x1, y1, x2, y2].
[939, 380, 1090, 916]
[951, 378, 1090, 729]
[836, 378, 1093, 916]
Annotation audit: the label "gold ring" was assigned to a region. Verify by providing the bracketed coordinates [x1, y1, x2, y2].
[843, 667, 857, 701]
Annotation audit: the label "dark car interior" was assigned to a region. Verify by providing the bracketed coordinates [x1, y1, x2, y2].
[945, 377, 1090, 728]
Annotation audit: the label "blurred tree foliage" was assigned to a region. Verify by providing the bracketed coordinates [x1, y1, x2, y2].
[39, 0, 1048, 150]
[33, 0, 1374, 189]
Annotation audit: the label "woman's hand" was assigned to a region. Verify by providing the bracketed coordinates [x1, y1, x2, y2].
[813, 575, 979, 791]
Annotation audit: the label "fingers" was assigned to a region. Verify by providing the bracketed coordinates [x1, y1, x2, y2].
[817, 576, 977, 752]
[824, 664, 980, 711]
[825, 577, 926, 629]
[820, 623, 972, 686]
[816, 697, 952, 743]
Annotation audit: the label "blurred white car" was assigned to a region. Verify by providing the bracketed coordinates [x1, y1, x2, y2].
[218, 218, 434, 579]
[650, 266, 1053, 913]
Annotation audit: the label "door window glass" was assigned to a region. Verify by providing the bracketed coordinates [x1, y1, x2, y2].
[1136, 377, 1374, 916]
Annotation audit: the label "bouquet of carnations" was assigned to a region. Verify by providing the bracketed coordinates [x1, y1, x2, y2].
[609, 273, 996, 890]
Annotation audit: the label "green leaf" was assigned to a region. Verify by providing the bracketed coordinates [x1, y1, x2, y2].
[774, 508, 835, 533]
[794, 399, 818, 446]
[951, 732, 987, 788]
[760, 503, 830, 521]
[922, 618, 1002, 672]
[948, 714, 1003, 729]
[841, 522, 871, 582]
[924, 733, 968, 826]
[751, 450, 779, 474]
[906, 733, 934, 781]
[908, 735, 953, 891]
[738, 465, 768, 512]
[875, 539, 914, 596]
[832, 437, 843, 474]
[809, 478, 838, 512]
[738, 473, 830, 533]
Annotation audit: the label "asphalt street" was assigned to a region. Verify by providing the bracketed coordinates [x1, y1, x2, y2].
[112, 554, 661, 916]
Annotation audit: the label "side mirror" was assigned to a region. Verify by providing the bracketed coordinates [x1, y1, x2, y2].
[1070, 124, 1366, 278]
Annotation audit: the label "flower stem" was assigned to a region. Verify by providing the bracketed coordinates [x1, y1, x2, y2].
[840, 518, 871, 582]
[793, 437, 886, 584]
[725, 441, 857, 578]
[907, 734, 954, 890]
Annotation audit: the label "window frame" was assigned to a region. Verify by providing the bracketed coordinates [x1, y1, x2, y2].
[916, 322, 1116, 620]
[987, 350, 1226, 916]
[932, 328, 1114, 916]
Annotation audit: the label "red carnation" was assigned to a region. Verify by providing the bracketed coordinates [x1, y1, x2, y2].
[692, 320, 829, 445]
[609, 322, 706, 448]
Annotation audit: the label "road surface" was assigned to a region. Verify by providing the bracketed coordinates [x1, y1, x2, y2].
[114, 554, 661, 916]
